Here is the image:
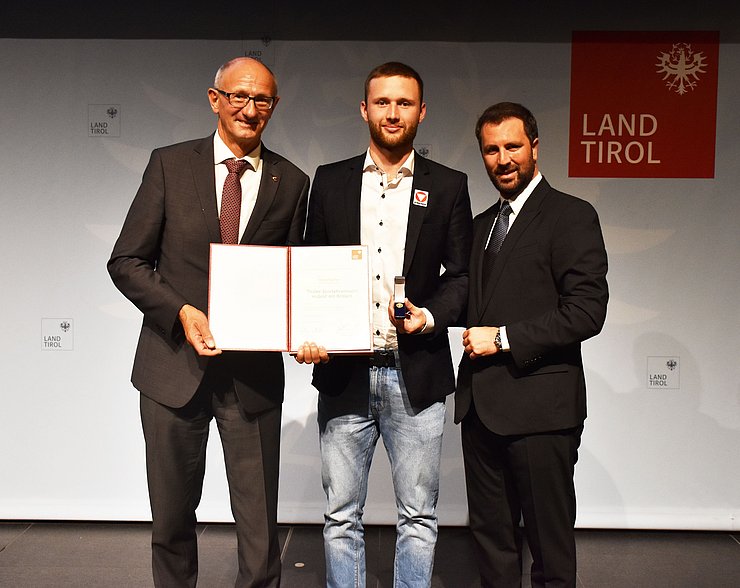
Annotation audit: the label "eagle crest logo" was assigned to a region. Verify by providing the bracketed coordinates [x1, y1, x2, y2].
[656, 43, 708, 95]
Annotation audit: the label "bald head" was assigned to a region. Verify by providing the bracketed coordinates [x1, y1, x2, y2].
[214, 57, 278, 96]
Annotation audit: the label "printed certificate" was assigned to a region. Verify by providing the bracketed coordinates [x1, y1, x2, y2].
[208, 244, 372, 352]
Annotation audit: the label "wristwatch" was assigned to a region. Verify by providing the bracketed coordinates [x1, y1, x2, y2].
[494, 330, 502, 351]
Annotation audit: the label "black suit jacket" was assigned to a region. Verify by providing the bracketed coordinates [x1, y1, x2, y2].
[455, 177, 608, 435]
[305, 152, 473, 416]
[108, 135, 309, 411]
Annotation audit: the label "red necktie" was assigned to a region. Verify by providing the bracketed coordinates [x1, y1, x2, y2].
[220, 159, 252, 244]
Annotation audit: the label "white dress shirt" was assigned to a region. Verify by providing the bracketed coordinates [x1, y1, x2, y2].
[361, 150, 412, 350]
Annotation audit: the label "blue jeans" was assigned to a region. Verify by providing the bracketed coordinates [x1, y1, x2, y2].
[318, 365, 446, 588]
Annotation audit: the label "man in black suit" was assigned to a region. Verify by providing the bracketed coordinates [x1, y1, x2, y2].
[295, 62, 473, 587]
[456, 102, 608, 588]
[108, 57, 309, 587]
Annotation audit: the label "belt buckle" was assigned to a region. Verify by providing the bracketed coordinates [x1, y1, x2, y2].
[371, 350, 395, 368]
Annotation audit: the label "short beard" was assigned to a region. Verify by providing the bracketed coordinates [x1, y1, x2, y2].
[490, 162, 535, 199]
[367, 119, 418, 152]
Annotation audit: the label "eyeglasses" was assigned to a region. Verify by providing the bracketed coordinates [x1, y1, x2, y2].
[214, 88, 275, 111]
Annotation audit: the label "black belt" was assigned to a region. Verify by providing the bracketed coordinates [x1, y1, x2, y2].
[368, 350, 397, 368]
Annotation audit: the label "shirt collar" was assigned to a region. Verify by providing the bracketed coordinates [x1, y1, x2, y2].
[501, 172, 542, 216]
[362, 149, 415, 177]
[213, 132, 262, 170]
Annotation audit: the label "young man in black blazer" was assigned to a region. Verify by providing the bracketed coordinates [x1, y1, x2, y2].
[296, 62, 473, 587]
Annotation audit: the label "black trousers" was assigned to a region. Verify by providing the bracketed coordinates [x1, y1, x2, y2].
[462, 402, 582, 588]
[140, 367, 281, 588]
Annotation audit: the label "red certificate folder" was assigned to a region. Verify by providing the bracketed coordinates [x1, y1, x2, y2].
[208, 244, 372, 352]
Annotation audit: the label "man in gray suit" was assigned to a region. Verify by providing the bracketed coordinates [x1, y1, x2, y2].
[108, 57, 309, 587]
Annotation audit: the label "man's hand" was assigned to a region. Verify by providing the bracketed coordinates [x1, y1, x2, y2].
[462, 326, 499, 359]
[388, 298, 427, 334]
[179, 304, 221, 357]
[294, 341, 330, 364]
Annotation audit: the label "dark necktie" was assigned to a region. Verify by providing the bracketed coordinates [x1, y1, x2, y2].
[482, 201, 512, 287]
[220, 159, 251, 244]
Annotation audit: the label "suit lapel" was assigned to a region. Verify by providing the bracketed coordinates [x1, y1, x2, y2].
[343, 155, 364, 244]
[402, 152, 430, 276]
[471, 204, 499, 318]
[191, 135, 221, 243]
[242, 145, 280, 244]
[476, 179, 550, 321]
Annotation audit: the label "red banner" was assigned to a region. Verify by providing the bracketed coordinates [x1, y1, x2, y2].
[569, 31, 719, 178]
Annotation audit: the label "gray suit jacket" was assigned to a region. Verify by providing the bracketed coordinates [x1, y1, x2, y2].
[108, 135, 309, 411]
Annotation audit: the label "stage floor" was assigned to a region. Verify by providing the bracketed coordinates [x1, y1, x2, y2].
[1, 522, 738, 587]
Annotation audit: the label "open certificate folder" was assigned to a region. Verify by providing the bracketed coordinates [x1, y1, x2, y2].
[208, 244, 373, 353]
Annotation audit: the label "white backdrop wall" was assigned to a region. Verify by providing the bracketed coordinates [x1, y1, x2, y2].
[1, 38, 738, 530]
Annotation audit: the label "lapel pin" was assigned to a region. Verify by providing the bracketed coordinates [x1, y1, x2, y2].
[271, 175, 278, 182]
[413, 189, 429, 207]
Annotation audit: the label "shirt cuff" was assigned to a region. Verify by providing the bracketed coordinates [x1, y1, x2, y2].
[499, 326, 510, 351]
[419, 307, 435, 334]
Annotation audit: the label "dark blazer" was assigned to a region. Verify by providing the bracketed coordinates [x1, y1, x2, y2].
[108, 135, 309, 412]
[455, 177, 608, 435]
[305, 152, 473, 416]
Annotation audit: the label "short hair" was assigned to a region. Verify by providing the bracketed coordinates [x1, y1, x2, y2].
[364, 62, 424, 102]
[213, 57, 277, 93]
[474, 102, 538, 147]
